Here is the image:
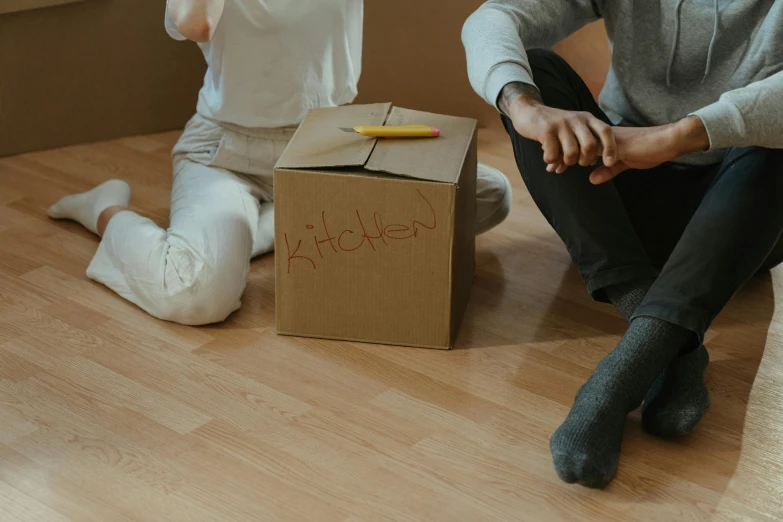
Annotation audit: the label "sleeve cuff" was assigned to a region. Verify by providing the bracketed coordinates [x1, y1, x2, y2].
[483, 62, 537, 112]
[691, 99, 746, 151]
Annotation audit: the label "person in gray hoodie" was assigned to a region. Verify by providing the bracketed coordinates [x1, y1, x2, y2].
[462, 0, 783, 489]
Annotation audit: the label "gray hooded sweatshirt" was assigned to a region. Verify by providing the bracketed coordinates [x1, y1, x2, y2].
[462, 0, 783, 165]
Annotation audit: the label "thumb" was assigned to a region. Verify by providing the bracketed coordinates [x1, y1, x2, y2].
[590, 162, 630, 185]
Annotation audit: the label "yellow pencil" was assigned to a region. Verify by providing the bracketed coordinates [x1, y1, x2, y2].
[338, 125, 440, 138]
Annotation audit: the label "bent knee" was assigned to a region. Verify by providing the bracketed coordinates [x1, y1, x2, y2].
[149, 275, 245, 325]
[147, 254, 248, 326]
[476, 199, 511, 236]
[476, 165, 512, 235]
[526, 48, 569, 75]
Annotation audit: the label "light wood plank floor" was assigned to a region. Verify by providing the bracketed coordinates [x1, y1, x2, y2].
[1, 123, 782, 521]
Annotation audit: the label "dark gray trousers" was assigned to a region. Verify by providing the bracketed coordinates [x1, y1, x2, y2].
[504, 49, 783, 341]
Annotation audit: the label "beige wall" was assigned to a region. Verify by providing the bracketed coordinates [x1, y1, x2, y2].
[0, 0, 205, 157]
[358, 0, 610, 125]
[1, 1, 610, 156]
[0, 0, 87, 16]
[356, 1, 494, 124]
[553, 21, 611, 99]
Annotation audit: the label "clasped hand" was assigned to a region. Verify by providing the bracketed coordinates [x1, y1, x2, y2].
[507, 95, 709, 184]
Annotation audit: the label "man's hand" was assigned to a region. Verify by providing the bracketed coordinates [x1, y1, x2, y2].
[589, 116, 711, 184]
[501, 82, 618, 173]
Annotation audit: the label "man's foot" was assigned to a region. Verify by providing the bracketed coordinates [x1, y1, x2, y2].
[475, 163, 512, 235]
[642, 344, 710, 436]
[550, 383, 625, 488]
[550, 316, 691, 488]
[605, 280, 711, 435]
[48, 180, 131, 235]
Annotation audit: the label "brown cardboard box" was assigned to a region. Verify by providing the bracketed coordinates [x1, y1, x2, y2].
[274, 103, 477, 349]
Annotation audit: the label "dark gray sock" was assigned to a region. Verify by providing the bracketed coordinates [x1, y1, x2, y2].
[605, 280, 711, 436]
[642, 344, 710, 436]
[550, 316, 691, 488]
[604, 279, 653, 322]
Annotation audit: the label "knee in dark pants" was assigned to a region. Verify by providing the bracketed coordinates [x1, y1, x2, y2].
[526, 48, 568, 74]
[523, 49, 602, 115]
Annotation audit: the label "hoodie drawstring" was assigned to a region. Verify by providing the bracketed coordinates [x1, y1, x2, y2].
[703, 0, 720, 83]
[666, 0, 720, 87]
[666, 0, 686, 87]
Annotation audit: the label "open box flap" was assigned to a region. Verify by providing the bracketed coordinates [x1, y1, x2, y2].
[275, 103, 391, 170]
[365, 107, 477, 184]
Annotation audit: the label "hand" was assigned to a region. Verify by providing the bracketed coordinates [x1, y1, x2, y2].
[169, 0, 225, 42]
[589, 116, 710, 184]
[500, 82, 618, 173]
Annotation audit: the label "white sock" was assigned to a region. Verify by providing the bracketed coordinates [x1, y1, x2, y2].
[48, 180, 131, 235]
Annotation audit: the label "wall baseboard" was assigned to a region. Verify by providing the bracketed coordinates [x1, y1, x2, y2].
[0, 0, 87, 15]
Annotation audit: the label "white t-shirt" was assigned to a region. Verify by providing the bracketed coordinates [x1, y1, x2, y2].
[165, 0, 363, 128]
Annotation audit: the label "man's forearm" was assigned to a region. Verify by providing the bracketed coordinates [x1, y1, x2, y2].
[497, 81, 543, 117]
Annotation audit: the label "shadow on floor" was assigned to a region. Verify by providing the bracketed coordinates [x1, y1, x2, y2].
[455, 242, 627, 350]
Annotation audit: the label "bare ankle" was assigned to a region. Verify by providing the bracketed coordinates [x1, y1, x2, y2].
[97, 205, 128, 236]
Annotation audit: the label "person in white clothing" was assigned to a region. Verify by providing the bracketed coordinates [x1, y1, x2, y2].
[47, 0, 512, 325]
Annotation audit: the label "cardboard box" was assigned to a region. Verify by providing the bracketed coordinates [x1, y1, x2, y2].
[274, 103, 477, 349]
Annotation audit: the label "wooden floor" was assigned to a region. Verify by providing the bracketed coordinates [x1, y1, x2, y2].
[1, 123, 782, 521]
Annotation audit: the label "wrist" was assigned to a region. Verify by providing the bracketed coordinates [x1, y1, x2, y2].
[498, 82, 542, 117]
[673, 116, 710, 155]
[510, 92, 542, 111]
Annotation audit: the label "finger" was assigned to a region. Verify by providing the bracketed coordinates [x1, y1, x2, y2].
[589, 166, 611, 184]
[556, 163, 568, 174]
[546, 163, 559, 173]
[588, 119, 617, 167]
[541, 131, 561, 165]
[573, 124, 599, 166]
[590, 162, 629, 185]
[559, 129, 579, 167]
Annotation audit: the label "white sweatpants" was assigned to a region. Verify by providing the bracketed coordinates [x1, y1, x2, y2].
[87, 115, 294, 325]
[87, 114, 511, 325]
